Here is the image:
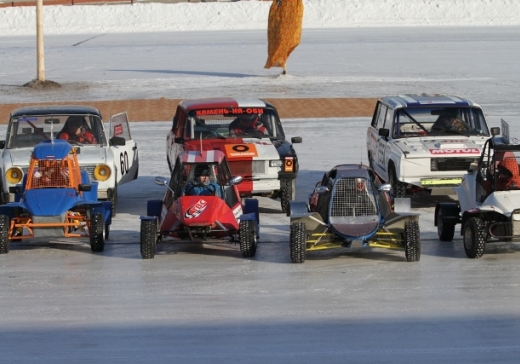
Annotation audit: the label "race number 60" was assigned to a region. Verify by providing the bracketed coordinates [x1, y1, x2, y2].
[120, 151, 129, 175]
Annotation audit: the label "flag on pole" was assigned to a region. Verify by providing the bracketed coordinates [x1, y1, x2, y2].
[264, 0, 304, 74]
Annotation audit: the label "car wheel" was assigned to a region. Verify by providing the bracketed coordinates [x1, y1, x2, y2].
[239, 220, 257, 258]
[437, 208, 455, 241]
[0, 215, 11, 254]
[404, 220, 421, 262]
[89, 213, 105, 253]
[280, 179, 296, 215]
[290, 222, 306, 263]
[463, 217, 486, 258]
[140, 218, 157, 259]
[389, 167, 407, 198]
[105, 223, 110, 241]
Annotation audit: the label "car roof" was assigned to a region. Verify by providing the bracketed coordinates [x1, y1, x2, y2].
[380, 94, 480, 110]
[178, 97, 274, 112]
[331, 163, 373, 179]
[180, 150, 226, 164]
[10, 105, 102, 118]
[33, 140, 73, 159]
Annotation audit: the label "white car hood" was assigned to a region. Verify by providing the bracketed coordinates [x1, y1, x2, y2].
[393, 137, 485, 158]
[7, 145, 108, 167]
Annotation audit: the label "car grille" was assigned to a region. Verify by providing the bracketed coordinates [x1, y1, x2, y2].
[228, 160, 266, 177]
[431, 158, 476, 171]
[329, 178, 379, 237]
[18, 165, 97, 182]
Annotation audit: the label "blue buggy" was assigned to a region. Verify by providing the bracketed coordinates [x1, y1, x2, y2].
[0, 140, 111, 254]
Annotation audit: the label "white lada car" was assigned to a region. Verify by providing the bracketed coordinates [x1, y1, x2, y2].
[366, 94, 491, 197]
[0, 105, 139, 216]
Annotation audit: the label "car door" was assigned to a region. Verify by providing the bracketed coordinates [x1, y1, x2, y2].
[109, 112, 138, 185]
[372, 103, 390, 178]
[166, 106, 186, 173]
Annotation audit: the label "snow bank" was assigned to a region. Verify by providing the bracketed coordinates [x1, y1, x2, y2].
[1, 0, 519, 36]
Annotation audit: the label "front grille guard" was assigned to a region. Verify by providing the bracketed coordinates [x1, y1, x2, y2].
[328, 177, 382, 239]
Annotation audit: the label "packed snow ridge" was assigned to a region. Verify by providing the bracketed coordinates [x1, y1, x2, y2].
[1, 0, 520, 36]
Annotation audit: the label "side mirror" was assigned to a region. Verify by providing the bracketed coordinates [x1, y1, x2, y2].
[154, 177, 169, 186]
[78, 184, 92, 192]
[230, 176, 243, 185]
[109, 136, 126, 146]
[291, 136, 302, 144]
[174, 137, 185, 144]
[315, 185, 329, 194]
[0, 140, 5, 149]
[378, 183, 392, 192]
[491, 127, 500, 136]
[378, 128, 390, 138]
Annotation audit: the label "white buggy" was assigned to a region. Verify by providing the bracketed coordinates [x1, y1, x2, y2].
[435, 120, 520, 258]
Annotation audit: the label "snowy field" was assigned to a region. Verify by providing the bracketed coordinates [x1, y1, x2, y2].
[1, 1, 520, 363]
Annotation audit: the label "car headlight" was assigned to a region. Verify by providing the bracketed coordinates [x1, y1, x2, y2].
[6, 167, 24, 184]
[93, 164, 111, 181]
[270, 160, 282, 167]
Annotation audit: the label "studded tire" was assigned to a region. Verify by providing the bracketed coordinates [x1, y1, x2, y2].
[280, 179, 296, 215]
[389, 166, 407, 198]
[463, 217, 486, 259]
[239, 220, 257, 258]
[140, 219, 157, 259]
[404, 220, 421, 262]
[0, 214, 11, 254]
[290, 222, 306, 263]
[89, 213, 105, 252]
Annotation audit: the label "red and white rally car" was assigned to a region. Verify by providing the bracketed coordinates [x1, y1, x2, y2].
[166, 97, 302, 213]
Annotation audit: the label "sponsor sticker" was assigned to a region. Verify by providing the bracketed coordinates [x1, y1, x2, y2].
[113, 124, 124, 136]
[224, 144, 258, 158]
[17, 117, 38, 122]
[185, 199, 208, 219]
[195, 108, 264, 116]
[429, 148, 480, 155]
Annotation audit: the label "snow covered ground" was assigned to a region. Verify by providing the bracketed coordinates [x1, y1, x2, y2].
[2, 1, 520, 363]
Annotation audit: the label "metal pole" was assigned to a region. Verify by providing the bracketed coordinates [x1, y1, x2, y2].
[36, 0, 45, 81]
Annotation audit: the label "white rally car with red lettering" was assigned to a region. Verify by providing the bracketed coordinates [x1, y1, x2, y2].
[166, 97, 302, 213]
[366, 94, 491, 197]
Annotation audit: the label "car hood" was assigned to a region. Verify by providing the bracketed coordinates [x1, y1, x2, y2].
[23, 189, 79, 216]
[392, 137, 486, 158]
[186, 138, 280, 160]
[7, 145, 107, 166]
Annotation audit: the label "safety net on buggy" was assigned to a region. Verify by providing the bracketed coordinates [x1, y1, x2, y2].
[329, 177, 380, 238]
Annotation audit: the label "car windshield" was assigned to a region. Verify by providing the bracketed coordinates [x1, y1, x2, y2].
[6, 114, 107, 149]
[393, 106, 489, 138]
[184, 108, 285, 140]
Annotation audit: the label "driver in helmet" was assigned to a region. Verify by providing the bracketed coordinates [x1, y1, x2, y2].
[431, 112, 469, 133]
[182, 165, 222, 198]
[229, 113, 267, 135]
[58, 116, 96, 144]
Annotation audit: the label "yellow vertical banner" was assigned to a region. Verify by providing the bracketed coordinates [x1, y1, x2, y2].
[264, 0, 304, 74]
